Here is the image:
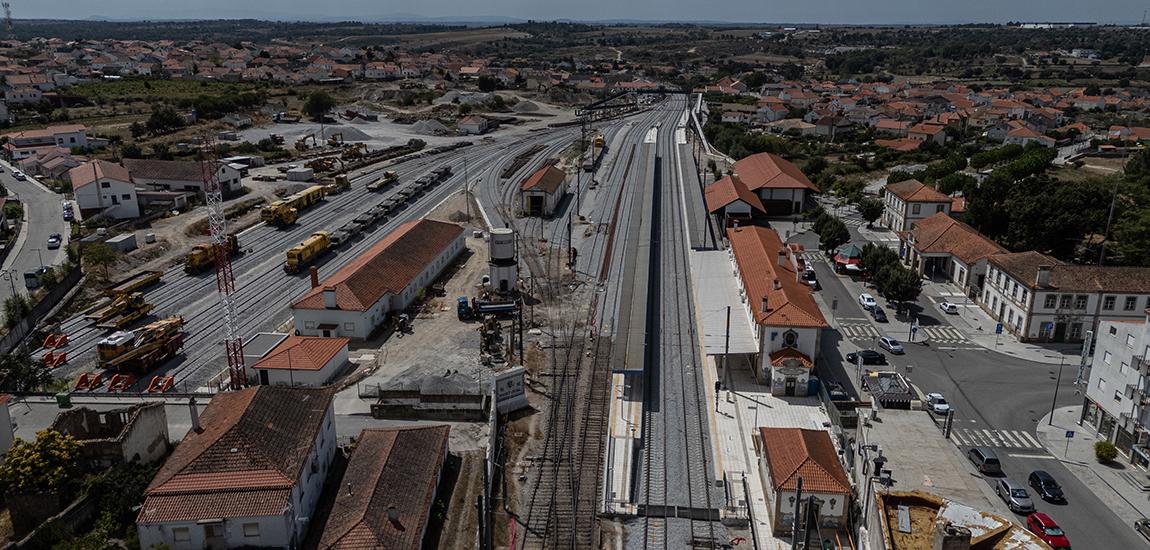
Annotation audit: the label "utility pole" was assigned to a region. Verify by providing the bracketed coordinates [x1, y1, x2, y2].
[463, 156, 471, 222]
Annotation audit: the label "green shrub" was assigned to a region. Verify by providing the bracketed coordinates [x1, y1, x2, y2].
[1095, 440, 1118, 463]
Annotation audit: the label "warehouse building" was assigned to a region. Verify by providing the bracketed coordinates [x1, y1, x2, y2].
[519, 164, 567, 217]
[291, 219, 466, 339]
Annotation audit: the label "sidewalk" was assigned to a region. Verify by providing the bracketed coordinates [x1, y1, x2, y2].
[1037, 405, 1149, 527]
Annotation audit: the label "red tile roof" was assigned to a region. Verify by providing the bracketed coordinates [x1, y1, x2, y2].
[123, 158, 221, 183]
[253, 335, 349, 371]
[317, 426, 450, 549]
[875, 138, 921, 152]
[68, 159, 132, 190]
[758, 427, 849, 494]
[704, 175, 765, 214]
[138, 386, 335, 525]
[769, 347, 814, 370]
[733, 152, 819, 192]
[727, 226, 828, 328]
[293, 219, 464, 312]
[520, 164, 566, 194]
[885, 179, 950, 203]
[907, 213, 1006, 265]
[991, 251, 1150, 293]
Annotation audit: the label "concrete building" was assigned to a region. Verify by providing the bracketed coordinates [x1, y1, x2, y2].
[292, 220, 466, 339]
[314, 426, 450, 549]
[69, 159, 140, 219]
[899, 213, 1006, 296]
[243, 333, 350, 387]
[753, 427, 850, 535]
[880, 179, 951, 231]
[732, 152, 819, 215]
[704, 175, 765, 228]
[457, 115, 489, 135]
[51, 402, 169, 469]
[1083, 311, 1150, 468]
[519, 164, 567, 218]
[137, 386, 337, 550]
[488, 228, 518, 294]
[123, 158, 243, 197]
[727, 226, 828, 390]
[2, 124, 89, 159]
[983, 251, 1150, 342]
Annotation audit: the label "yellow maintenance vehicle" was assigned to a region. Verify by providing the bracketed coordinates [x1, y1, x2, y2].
[327, 132, 344, 147]
[284, 231, 332, 274]
[295, 133, 317, 151]
[341, 143, 367, 160]
[306, 157, 342, 173]
[261, 185, 327, 227]
[367, 171, 398, 191]
[103, 270, 163, 297]
[323, 175, 350, 195]
[84, 292, 149, 324]
[97, 316, 185, 372]
[184, 233, 241, 274]
[594, 134, 605, 148]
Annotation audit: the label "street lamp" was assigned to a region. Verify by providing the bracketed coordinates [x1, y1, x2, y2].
[0, 270, 16, 296]
[1048, 355, 1066, 426]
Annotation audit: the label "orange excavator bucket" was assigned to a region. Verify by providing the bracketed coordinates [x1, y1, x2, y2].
[74, 372, 105, 391]
[108, 374, 135, 392]
[42, 352, 66, 367]
[146, 375, 174, 393]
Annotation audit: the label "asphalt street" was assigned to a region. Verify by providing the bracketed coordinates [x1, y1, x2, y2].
[0, 165, 69, 300]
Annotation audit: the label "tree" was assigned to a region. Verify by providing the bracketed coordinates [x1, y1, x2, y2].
[0, 429, 80, 494]
[129, 121, 146, 139]
[145, 106, 185, 135]
[887, 170, 915, 184]
[861, 242, 900, 275]
[83, 243, 117, 280]
[458, 103, 472, 116]
[0, 353, 53, 392]
[2, 294, 30, 328]
[1094, 440, 1118, 463]
[937, 172, 975, 195]
[879, 265, 923, 311]
[477, 75, 498, 93]
[818, 219, 851, 252]
[303, 91, 336, 121]
[856, 197, 883, 228]
[119, 143, 143, 159]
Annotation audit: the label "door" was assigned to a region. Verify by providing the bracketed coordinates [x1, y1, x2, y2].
[322, 329, 332, 338]
[784, 377, 796, 397]
[204, 522, 225, 550]
[1053, 322, 1066, 342]
[259, 370, 270, 385]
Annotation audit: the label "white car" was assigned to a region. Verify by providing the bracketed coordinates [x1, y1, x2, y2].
[12, 171, 26, 180]
[858, 293, 877, 310]
[926, 393, 952, 415]
[939, 301, 959, 314]
[878, 336, 904, 354]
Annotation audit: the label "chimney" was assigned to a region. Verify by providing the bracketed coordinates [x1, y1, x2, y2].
[189, 396, 202, 433]
[309, 266, 319, 289]
[777, 249, 787, 267]
[773, 278, 781, 290]
[733, 219, 740, 232]
[323, 286, 338, 309]
[760, 296, 770, 313]
[931, 519, 971, 550]
[1035, 265, 1052, 288]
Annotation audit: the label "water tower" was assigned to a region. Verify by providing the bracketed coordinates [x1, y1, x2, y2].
[489, 228, 518, 295]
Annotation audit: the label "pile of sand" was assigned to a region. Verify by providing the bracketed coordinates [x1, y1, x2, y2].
[411, 119, 450, 136]
[513, 100, 540, 113]
[320, 125, 372, 141]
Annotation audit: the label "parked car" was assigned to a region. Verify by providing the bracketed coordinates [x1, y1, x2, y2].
[1026, 513, 1071, 549]
[802, 270, 819, 290]
[12, 171, 25, 180]
[967, 447, 1002, 475]
[825, 380, 849, 401]
[846, 349, 887, 365]
[939, 301, 959, 314]
[1136, 518, 1150, 541]
[1026, 470, 1065, 502]
[858, 293, 877, 310]
[62, 208, 74, 222]
[878, 336, 903, 354]
[46, 233, 62, 249]
[925, 392, 951, 415]
[995, 478, 1035, 513]
[871, 306, 888, 322]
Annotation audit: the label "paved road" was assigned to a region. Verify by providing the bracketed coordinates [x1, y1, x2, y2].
[795, 228, 1148, 550]
[0, 165, 69, 300]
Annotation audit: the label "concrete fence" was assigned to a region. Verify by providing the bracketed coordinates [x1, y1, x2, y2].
[0, 263, 83, 355]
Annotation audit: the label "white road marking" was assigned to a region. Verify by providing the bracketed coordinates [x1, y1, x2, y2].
[1007, 453, 1055, 459]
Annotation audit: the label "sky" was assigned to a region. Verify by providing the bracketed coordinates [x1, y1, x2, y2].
[18, 0, 1149, 25]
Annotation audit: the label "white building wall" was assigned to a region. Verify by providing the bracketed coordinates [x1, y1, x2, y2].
[138, 514, 293, 550]
[1086, 320, 1148, 422]
[75, 178, 139, 219]
[256, 348, 348, 387]
[53, 130, 88, 148]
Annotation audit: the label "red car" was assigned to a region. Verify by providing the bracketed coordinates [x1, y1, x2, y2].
[1026, 512, 1071, 549]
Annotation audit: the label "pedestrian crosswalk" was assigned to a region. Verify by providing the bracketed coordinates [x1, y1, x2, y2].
[917, 326, 968, 344]
[951, 428, 1044, 450]
[839, 322, 881, 340]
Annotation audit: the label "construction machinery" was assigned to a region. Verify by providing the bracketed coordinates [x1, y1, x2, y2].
[457, 296, 519, 320]
[269, 133, 285, 145]
[95, 298, 154, 330]
[85, 292, 151, 325]
[261, 185, 326, 227]
[341, 142, 367, 160]
[295, 133, 317, 151]
[594, 134, 606, 148]
[306, 157, 342, 173]
[103, 270, 162, 297]
[185, 233, 241, 274]
[284, 231, 332, 274]
[323, 175, 350, 195]
[367, 170, 399, 191]
[327, 132, 344, 147]
[97, 316, 185, 372]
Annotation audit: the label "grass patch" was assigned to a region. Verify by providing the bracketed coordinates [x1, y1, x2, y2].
[67, 79, 264, 102]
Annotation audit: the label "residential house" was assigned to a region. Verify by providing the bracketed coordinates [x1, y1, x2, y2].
[137, 386, 337, 550]
[899, 213, 1006, 295]
[4, 86, 41, 105]
[314, 426, 451, 549]
[727, 226, 827, 388]
[907, 123, 946, 145]
[704, 175, 765, 227]
[732, 152, 820, 215]
[122, 158, 242, 197]
[3, 124, 89, 159]
[880, 179, 951, 231]
[1082, 311, 1150, 468]
[873, 118, 911, 137]
[292, 220, 466, 339]
[69, 159, 139, 219]
[982, 250, 1150, 342]
[243, 333, 350, 387]
[754, 428, 850, 534]
[519, 164, 567, 218]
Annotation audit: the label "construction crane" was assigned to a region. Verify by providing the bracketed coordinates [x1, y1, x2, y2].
[199, 136, 247, 389]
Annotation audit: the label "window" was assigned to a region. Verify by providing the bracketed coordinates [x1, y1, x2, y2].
[1115, 391, 1123, 402]
[172, 527, 191, 542]
[1070, 323, 1083, 339]
[1074, 295, 1087, 309]
[1103, 351, 1113, 365]
[100, 181, 110, 188]
[243, 523, 260, 538]
[1021, 290, 1028, 304]
[1097, 377, 1106, 390]
[1128, 334, 1136, 348]
[996, 272, 1003, 286]
[1103, 296, 1116, 310]
[1125, 297, 1137, 311]
[936, 204, 945, 213]
[121, 194, 131, 201]
[1044, 295, 1057, 309]
[1060, 295, 1072, 308]
[911, 203, 921, 215]
[1121, 362, 1130, 376]
[343, 322, 355, 331]
[1110, 326, 1119, 336]
[304, 321, 315, 329]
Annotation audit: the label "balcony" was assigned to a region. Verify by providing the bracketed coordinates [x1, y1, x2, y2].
[1137, 355, 1150, 376]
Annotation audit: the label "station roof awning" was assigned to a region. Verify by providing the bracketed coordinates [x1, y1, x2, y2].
[690, 250, 759, 356]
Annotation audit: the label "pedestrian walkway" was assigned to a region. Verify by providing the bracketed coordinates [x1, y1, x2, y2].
[839, 321, 880, 341]
[951, 428, 1045, 450]
[918, 325, 968, 344]
[1037, 405, 1149, 527]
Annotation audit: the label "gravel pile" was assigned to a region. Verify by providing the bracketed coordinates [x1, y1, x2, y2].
[411, 119, 450, 135]
[513, 100, 540, 113]
[321, 125, 371, 141]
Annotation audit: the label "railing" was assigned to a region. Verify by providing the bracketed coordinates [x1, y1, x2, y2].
[1135, 355, 1150, 376]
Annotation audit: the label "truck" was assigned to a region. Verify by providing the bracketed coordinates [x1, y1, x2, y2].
[594, 134, 606, 148]
[457, 296, 519, 320]
[103, 271, 163, 297]
[284, 231, 332, 274]
[329, 229, 352, 248]
[323, 175, 351, 195]
[396, 188, 416, 203]
[367, 171, 398, 191]
[97, 316, 185, 372]
[433, 166, 454, 180]
[184, 234, 241, 274]
[261, 185, 326, 227]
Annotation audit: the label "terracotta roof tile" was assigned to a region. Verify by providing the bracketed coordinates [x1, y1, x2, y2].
[769, 348, 814, 370]
[704, 175, 765, 214]
[885, 179, 950, 203]
[758, 427, 849, 494]
[123, 158, 220, 183]
[991, 251, 1150, 293]
[907, 213, 1006, 265]
[253, 335, 349, 371]
[138, 489, 292, 524]
[68, 159, 132, 190]
[293, 220, 464, 312]
[317, 426, 450, 549]
[520, 164, 566, 194]
[733, 152, 819, 192]
[875, 138, 921, 152]
[728, 226, 828, 328]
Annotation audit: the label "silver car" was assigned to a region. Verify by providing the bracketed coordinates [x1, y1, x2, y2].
[995, 478, 1035, 513]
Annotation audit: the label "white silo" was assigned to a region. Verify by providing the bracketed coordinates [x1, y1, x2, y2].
[489, 228, 518, 294]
